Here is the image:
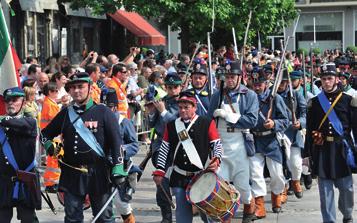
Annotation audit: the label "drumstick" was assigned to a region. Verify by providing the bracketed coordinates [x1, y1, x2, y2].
[159, 183, 176, 209]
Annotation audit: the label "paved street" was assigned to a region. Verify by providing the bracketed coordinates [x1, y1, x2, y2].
[29, 146, 357, 222]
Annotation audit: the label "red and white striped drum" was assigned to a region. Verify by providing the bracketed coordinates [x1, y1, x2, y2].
[186, 171, 240, 222]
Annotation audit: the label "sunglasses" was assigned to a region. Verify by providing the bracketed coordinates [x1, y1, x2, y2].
[121, 70, 127, 74]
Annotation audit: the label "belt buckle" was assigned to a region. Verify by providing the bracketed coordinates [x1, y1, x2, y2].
[11, 176, 17, 182]
[227, 127, 235, 133]
[178, 130, 189, 141]
[326, 136, 334, 142]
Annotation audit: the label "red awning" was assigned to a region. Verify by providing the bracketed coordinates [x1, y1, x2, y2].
[109, 10, 166, 46]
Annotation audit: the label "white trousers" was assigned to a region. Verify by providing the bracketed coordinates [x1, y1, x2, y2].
[286, 146, 302, 180]
[113, 193, 132, 215]
[250, 153, 285, 197]
[217, 132, 252, 204]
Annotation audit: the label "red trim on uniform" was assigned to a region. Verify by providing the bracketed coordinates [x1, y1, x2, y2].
[162, 125, 169, 141]
[208, 120, 220, 141]
[152, 169, 165, 177]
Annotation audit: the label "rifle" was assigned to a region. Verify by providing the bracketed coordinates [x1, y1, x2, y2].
[302, 51, 308, 100]
[281, 39, 297, 125]
[287, 71, 297, 125]
[232, 28, 239, 60]
[207, 32, 213, 98]
[310, 49, 315, 95]
[241, 11, 253, 70]
[267, 14, 300, 119]
[137, 129, 156, 181]
[186, 42, 201, 77]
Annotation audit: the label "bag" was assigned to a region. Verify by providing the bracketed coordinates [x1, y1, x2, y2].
[16, 170, 42, 210]
[243, 132, 255, 157]
[343, 140, 357, 171]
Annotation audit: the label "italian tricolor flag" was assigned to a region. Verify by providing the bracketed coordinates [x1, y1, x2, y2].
[0, 6, 21, 114]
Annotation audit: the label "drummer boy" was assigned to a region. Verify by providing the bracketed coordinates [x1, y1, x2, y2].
[153, 93, 223, 223]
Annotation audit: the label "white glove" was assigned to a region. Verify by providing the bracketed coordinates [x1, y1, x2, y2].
[213, 109, 227, 119]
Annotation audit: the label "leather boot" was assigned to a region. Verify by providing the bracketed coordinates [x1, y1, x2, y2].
[292, 180, 303, 198]
[271, 192, 282, 213]
[242, 198, 257, 223]
[254, 196, 266, 219]
[123, 213, 136, 223]
[287, 180, 294, 195]
[160, 207, 172, 223]
[303, 174, 313, 190]
[281, 185, 288, 204]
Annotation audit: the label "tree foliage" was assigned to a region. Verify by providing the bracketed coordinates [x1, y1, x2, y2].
[63, 0, 298, 50]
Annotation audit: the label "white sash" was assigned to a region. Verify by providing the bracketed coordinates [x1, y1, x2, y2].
[174, 115, 203, 169]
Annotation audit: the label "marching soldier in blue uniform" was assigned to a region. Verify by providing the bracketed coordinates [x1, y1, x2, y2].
[41, 73, 126, 223]
[277, 70, 307, 199]
[101, 88, 139, 223]
[208, 60, 259, 223]
[145, 73, 183, 223]
[0, 87, 41, 223]
[304, 63, 357, 223]
[185, 61, 211, 116]
[250, 69, 289, 218]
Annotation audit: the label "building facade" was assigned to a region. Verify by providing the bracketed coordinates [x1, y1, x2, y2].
[284, 0, 357, 52]
[1, 0, 174, 65]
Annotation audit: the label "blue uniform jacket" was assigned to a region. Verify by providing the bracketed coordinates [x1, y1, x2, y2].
[148, 96, 179, 154]
[117, 115, 141, 174]
[208, 84, 259, 130]
[252, 89, 290, 163]
[278, 88, 307, 149]
[187, 85, 211, 117]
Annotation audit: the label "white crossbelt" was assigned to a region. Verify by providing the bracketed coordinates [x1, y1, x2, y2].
[175, 115, 203, 169]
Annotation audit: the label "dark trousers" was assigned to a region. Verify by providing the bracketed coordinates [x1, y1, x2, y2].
[153, 151, 173, 222]
[64, 190, 114, 223]
[156, 177, 172, 222]
[0, 206, 38, 223]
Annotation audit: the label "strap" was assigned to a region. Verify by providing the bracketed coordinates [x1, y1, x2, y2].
[174, 115, 203, 169]
[0, 127, 36, 199]
[195, 94, 208, 114]
[317, 91, 343, 131]
[68, 106, 105, 157]
[223, 91, 239, 113]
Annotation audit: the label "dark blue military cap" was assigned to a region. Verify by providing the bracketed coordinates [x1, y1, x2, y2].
[251, 68, 267, 83]
[3, 87, 25, 101]
[192, 61, 208, 76]
[290, 70, 303, 80]
[263, 64, 273, 74]
[100, 88, 118, 107]
[320, 63, 337, 76]
[144, 85, 158, 104]
[164, 72, 182, 85]
[282, 69, 289, 81]
[225, 60, 242, 75]
[177, 64, 188, 74]
[68, 72, 92, 85]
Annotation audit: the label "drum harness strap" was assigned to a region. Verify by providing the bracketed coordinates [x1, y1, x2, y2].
[166, 115, 200, 178]
[175, 115, 203, 169]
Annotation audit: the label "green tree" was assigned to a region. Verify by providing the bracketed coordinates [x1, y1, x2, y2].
[63, 0, 298, 52]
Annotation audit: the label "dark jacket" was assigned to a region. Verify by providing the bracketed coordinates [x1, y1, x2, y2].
[41, 103, 123, 196]
[0, 116, 40, 209]
[304, 90, 357, 179]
